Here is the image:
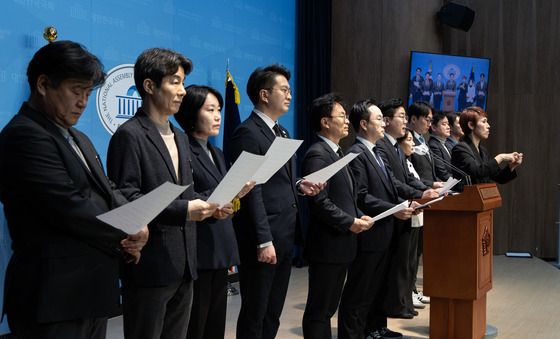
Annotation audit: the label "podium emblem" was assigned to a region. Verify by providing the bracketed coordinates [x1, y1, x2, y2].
[482, 225, 491, 256]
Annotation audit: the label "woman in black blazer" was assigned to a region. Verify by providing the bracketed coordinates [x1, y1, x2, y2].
[451, 106, 523, 185]
[175, 85, 253, 339]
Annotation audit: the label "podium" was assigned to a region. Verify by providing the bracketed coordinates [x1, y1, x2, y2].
[443, 90, 456, 111]
[423, 184, 502, 339]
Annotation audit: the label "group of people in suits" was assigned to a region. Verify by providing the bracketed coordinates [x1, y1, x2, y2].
[0, 39, 524, 339]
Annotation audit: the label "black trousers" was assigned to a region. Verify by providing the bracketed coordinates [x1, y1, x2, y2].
[236, 252, 292, 339]
[187, 268, 229, 339]
[339, 250, 390, 339]
[123, 279, 193, 339]
[302, 262, 349, 339]
[8, 317, 107, 339]
[383, 221, 414, 315]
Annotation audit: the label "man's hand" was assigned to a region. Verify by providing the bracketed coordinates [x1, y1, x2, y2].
[237, 181, 256, 199]
[213, 202, 234, 220]
[432, 181, 444, 189]
[409, 201, 424, 215]
[349, 217, 373, 234]
[298, 180, 326, 196]
[257, 245, 277, 265]
[421, 189, 439, 199]
[394, 206, 415, 220]
[120, 226, 148, 264]
[187, 199, 219, 221]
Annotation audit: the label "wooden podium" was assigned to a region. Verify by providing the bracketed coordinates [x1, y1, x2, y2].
[423, 184, 502, 339]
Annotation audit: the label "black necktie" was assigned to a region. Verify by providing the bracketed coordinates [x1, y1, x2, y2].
[373, 147, 388, 179]
[273, 124, 284, 138]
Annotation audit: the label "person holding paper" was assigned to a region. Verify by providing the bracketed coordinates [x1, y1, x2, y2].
[0, 41, 148, 339]
[340, 100, 416, 339]
[175, 85, 254, 339]
[451, 106, 522, 185]
[107, 49, 226, 339]
[375, 99, 438, 321]
[228, 64, 323, 339]
[301, 93, 373, 339]
[398, 128, 431, 310]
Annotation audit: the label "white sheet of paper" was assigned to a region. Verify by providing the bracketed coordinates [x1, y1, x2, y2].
[251, 138, 303, 184]
[437, 177, 461, 196]
[304, 152, 360, 184]
[368, 200, 409, 225]
[414, 196, 445, 210]
[207, 151, 267, 206]
[97, 182, 189, 234]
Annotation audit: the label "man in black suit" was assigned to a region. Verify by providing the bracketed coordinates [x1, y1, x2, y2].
[475, 73, 488, 108]
[228, 65, 323, 339]
[373, 99, 438, 322]
[339, 100, 416, 339]
[432, 73, 444, 111]
[301, 93, 373, 339]
[429, 111, 453, 181]
[107, 48, 224, 339]
[0, 41, 148, 339]
[407, 101, 443, 189]
[421, 72, 433, 103]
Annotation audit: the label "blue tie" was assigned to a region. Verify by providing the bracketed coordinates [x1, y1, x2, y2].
[373, 147, 388, 179]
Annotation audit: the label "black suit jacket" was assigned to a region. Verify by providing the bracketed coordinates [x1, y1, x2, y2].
[348, 141, 403, 252]
[302, 138, 361, 264]
[428, 136, 452, 181]
[228, 112, 300, 264]
[376, 135, 427, 199]
[188, 134, 239, 269]
[107, 109, 197, 286]
[451, 135, 517, 185]
[0, 103, 128, 324]
[410, 134, 439, 186]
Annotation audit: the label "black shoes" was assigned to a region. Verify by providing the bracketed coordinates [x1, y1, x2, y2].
[368, 327, 403, 339]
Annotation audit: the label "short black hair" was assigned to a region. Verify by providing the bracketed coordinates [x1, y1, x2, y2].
[134, 48, 193, 99]
[310, 93, 345, 132]
[246, 64, 291, 105]
[27, 40, 105, 92]
[446, 111, 460, 126]
[431, 111, 447, 127]
[397, 127, 413, 144]
[378, 98, 404, 118]
[407, 101, 432, 119]
[175, 85, 224, 134]
[349, 99, 375, 131]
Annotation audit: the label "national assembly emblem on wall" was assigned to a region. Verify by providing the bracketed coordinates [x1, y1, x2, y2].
[96, 64, 141, 135]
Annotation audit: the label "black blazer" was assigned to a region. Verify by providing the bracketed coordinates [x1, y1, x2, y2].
[107, 108, 198, 286]
[428, 136, 452, 181]
[228, 112, 300, 264]
[410, 134, 439, 186]
[451, 135, 517, 185]
[188, 134, 239, 270]
[348, 141, 403, 252]
[376, 135, 427, 199]
[0, 103, 128, 324]
[302, 138, 361, 264]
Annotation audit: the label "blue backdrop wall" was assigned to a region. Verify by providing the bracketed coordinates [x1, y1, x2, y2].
[0, 0, 296, 333]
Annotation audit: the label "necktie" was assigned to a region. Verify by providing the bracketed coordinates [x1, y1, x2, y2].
[337, 147, 353, 186]
[273, 124, 284, 138]
[373, 147, 388, 179]
[66, 135, 91, 172]
[418, 135, 426, 145]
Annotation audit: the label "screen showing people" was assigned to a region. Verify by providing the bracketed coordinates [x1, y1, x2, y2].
[408, 51, 490, 112]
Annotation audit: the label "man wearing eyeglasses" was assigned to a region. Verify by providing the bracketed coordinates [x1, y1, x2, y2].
[228, 64, 324, 339]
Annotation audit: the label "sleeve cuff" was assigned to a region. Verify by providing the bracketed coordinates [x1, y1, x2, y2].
[257, 241, 273, 249]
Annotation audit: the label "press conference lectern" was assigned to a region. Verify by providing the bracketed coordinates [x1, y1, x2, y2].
[423, 184, 501, 339]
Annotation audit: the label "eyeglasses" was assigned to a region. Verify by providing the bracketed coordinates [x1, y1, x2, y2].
[267, 87, 292, 95]
[328, 114, 349, 120]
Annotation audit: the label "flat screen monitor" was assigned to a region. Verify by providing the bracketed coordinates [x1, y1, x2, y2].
[408, 51, 490, 112]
